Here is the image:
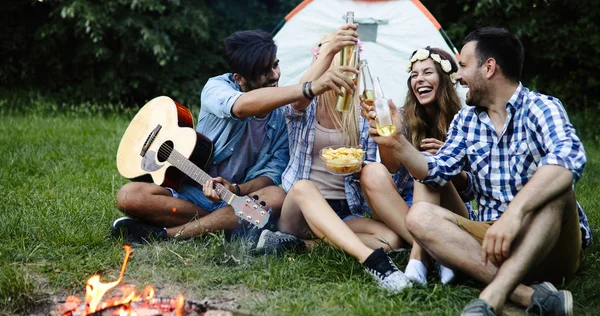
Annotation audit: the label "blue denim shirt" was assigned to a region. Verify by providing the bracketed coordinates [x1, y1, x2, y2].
[198, 73, 289, 186]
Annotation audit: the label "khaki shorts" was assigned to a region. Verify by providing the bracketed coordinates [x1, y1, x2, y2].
[451, 206, 582, 284]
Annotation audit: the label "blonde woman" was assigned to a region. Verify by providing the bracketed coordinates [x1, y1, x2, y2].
[255, 24, 412, 293]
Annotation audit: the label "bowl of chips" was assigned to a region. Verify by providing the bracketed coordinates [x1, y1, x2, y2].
[319, 145, 365, 176]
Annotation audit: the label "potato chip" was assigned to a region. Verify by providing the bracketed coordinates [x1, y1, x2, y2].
[320, 146, 365, 174]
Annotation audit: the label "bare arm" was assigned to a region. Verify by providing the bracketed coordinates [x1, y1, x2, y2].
[238, 176, 274, 196]
[231, 84, 307, 119]
[232, 67, 358, 119]
[204, 176, 274, 203]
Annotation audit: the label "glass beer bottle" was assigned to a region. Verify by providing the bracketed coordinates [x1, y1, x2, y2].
[373, 77, 396, 136]
[336, 11, 357, 112]
[360, 59, 375, 117]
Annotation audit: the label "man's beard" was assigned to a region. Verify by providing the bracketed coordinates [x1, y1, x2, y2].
[262, 79, 278, 88]
[247, 79, 278, 91]
[465, 74, 486, 107]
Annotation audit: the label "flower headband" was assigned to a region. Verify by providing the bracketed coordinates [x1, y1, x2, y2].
[311, 39, 364, 59]
[406, 48, 457, 84]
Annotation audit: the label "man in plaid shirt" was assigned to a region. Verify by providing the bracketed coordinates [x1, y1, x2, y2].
[365, 27, 589, 315]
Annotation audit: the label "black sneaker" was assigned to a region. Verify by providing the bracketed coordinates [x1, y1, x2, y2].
[362, 248, 412, 293]
[460, 299, 495, 316]
[526, 282, 573, 316]
[111, 217, 167, 244]
[254, 229, 304, 254]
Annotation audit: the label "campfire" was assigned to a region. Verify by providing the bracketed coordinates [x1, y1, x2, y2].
[53, 245, 235, 316]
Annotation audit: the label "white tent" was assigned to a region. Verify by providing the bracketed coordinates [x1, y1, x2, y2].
[273, 0, 466, 106]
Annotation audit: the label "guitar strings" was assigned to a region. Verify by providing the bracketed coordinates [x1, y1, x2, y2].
[156, 143, 231, 197]
[156, 142, 270, 221]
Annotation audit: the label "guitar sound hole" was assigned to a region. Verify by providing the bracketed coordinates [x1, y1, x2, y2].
[157, 141, 174, 162]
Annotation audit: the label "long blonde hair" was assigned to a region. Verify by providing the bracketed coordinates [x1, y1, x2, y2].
[403, 47, 461, 148]
[314, 34, 361, 146]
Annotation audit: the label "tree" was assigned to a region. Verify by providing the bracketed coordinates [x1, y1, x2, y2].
[0, 0, 300, 106]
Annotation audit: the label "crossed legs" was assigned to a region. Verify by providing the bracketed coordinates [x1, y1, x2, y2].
[406, 183, 580, 313]
[116, 182, 285, 239]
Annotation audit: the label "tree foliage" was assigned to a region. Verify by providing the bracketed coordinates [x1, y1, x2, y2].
[1, 0, 598, 120]
[0, 0, 298, 107]
[422, 0, 600, 115]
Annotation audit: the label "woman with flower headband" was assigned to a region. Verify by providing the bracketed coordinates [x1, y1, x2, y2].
[360, 47, 474, 286]
[254, 23, 413, 293]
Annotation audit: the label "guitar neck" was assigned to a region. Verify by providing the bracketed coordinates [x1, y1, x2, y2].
[167, 149, 235, 202]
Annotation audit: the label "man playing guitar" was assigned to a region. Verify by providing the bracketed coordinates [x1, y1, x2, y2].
[112, 29, 357, 242]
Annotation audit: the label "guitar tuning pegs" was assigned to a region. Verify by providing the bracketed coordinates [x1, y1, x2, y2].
[259, 201, 266, 207]
[252, 195, 259, 200]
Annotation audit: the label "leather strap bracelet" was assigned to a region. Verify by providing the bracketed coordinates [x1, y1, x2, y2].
[307, 81, 315, 98]
[302, 82, 312, 100]
[233, 184, 241, 195]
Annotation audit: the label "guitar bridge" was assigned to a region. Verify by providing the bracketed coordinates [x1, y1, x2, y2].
[140, 124, 162, 157]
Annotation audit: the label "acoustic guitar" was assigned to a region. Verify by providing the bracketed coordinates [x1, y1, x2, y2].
[116, 96, 270, 228]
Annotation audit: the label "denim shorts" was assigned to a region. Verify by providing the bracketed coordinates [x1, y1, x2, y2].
[167, 183, 228, 212]
[166, 184, 258, 240]
[326, 199, 363, 222]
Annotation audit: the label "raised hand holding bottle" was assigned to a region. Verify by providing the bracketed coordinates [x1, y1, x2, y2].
[373, 77, 396, 136]
[336, 11, 358, 112]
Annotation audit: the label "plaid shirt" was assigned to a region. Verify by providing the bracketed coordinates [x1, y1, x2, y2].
[419, 84, 591, 248]
[281, 98, 377, 215]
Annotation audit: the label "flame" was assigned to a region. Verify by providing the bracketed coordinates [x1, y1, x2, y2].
[59, 245, 185, 316]
[84, 245, 132, 313]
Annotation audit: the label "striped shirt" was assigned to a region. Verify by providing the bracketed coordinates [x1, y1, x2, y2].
[419, 83, 591, 248]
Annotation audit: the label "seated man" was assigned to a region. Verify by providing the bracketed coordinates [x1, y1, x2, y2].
[112, 29, 357, 243]
[364, 27, 591, 315]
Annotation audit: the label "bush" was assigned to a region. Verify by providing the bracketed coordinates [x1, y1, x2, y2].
[0, 0, 299, 107]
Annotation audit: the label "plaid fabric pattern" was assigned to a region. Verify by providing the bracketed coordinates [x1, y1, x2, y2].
[419, 84, 591, 247]
[281, 98, 377, 215]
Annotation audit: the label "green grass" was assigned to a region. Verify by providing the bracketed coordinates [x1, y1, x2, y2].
[0, 111, 598, 315]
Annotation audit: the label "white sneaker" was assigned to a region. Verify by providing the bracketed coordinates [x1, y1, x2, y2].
[363, 248, 412, 293]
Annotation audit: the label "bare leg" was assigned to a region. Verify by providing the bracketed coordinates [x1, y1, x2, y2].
[360, 163, 412, 245]
[407, 186, 576, 312]
[117, 182, 285, 239]
[277, 180, 374, 263]
[408, 181, 470, 270]
[345, 217, 401, 251]
[169, 185, 286, 239]
[478, 189, 576, 312]
[116, 182, 209, 227]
